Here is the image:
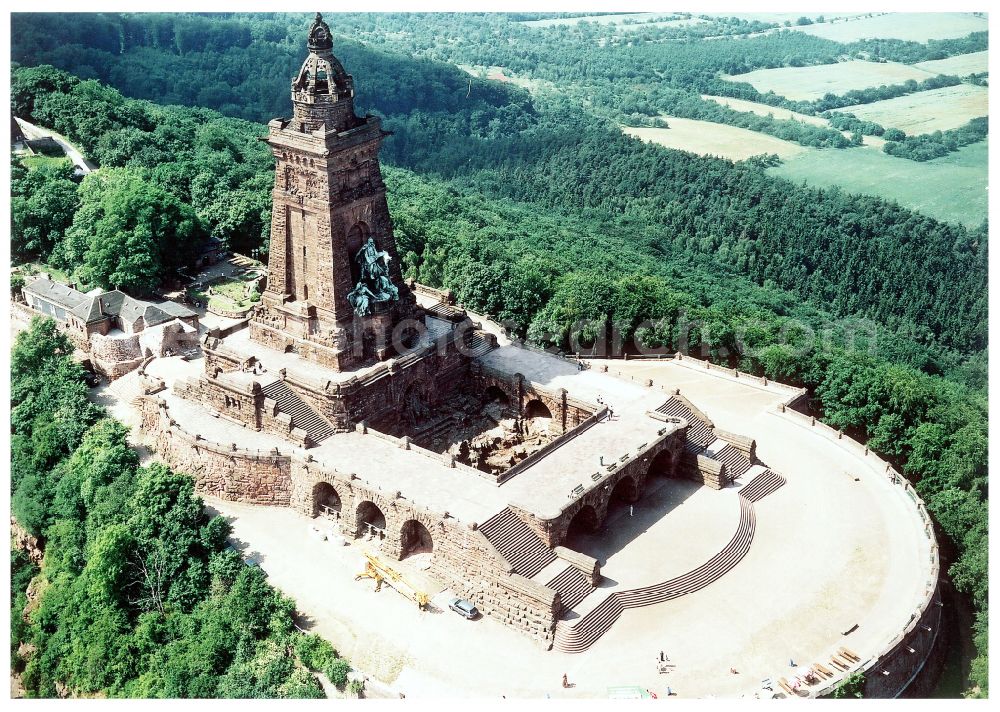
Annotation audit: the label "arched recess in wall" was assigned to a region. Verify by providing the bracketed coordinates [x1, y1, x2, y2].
[611, 475, 640, 504]
[356, 500, 387, 538]
[401, 382, 430, 426]
[346, 222, 370, 284]
[483, 385, 510, 406]
[646, 448, 678, 479]
[313, 481, 342, 518]
[566, 504, 600, 539]
[400, 519, 433, 558]
[523, 398, 553, 435]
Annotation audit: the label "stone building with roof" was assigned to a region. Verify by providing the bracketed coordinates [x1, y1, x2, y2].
[22, 276, 200, 379]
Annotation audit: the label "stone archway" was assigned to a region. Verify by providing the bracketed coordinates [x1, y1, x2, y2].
[647, 448, 678, 479]
[312, 481, 342, 519]
[346, 222, 370, 281]
[400, 519, 433, 558]
[611, 475, 640, 504]
[566, 504, 600, 539]
[401, 382, 431, 426]
[483, 385, 510, 406]
[523, 398, 553, 435]
[356, 500, 387, 539]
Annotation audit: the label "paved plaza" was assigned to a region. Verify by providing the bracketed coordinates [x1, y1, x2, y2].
[133, 352, 931, 698]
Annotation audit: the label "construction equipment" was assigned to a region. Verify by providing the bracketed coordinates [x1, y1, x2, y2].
[355, 552, 430, 610]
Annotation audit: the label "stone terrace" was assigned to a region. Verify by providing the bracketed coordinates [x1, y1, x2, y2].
[480, 344, 679, 516]
[148, 325, 684, 525]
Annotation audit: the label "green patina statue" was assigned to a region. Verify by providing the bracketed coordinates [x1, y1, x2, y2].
[348, 237, 399, 316]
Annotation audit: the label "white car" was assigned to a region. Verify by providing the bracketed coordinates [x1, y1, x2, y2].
[448, 597, 479, 619]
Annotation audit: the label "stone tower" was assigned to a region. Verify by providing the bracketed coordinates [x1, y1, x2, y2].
[250, 13, 417, 371]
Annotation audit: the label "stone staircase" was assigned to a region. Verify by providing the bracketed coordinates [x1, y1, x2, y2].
[411, 413, 459, 449]
[478, 507, 557, 579]
[468, 331, 496, 358]
[738, 469, 787, 503]
[712, 443, 753, 478]
[659, 397, 757, 481]
[260, 379, 335, 444]
[546, 565, 595, 612]
[106, 368, 144, 405]
[656, 398, 714, 446]
[553, 496, 757, 653]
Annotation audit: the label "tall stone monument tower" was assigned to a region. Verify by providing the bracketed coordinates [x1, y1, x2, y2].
[250, 13, 418, 371]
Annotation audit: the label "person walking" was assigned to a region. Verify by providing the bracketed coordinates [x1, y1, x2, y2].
[562, 673, 569, 689]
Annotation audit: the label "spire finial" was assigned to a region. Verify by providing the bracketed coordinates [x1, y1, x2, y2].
[307, 12, 333, 53]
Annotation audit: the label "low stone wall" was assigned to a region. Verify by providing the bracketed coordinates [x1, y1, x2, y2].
[409, 281, 455, 305]
[715, 428, 756, 461]
[554, 546, 601, 586]
[140, 391, 561, 646]
[774, 407, 940, 699]
[139, 396, 293, 505]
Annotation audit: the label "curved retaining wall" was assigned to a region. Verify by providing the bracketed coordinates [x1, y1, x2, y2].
[774, 405, 941, 699]
[602, 354, 941, 698]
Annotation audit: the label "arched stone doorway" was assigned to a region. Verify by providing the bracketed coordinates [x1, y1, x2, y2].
[566, 504, 600, 539]
[313, 481, 342, 519]
[483, 385, 510, 406]
[400, 519, 433, 558]
[401, 383, 431, 426]
[356, 500, 387, 539]
[611, 475, 640, 504]
[523, 398, 553, 435]
[647, 448, 678, 479]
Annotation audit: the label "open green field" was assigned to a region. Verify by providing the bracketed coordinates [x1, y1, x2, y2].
[701, 95, 829, 126]
[623, 117, 807, 161]
[790, 12, 986, 42]
[724, 60, 934, 101]
[705, 12, 865, 25]
[914, 50, 989, 76]
[770, 139, 987, 228]
[19, 154, 74, 171]
[617, 18, 706, 32]
[521, 13, 686, 28]
[840, 84, 988, 135]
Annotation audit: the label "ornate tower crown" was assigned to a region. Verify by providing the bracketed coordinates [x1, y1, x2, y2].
[290, 12, 356, 132]
[307, 12, 333, 53]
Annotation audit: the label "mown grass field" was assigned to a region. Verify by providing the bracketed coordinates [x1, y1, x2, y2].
[521, 13, 686, 28]
[840, 84, 988, 135]
[723, 60, 934, 101]
[623, 117, 807, 160]
[914, 50, 989, 76]
[770, 139, 987, 228]
[701, 95, 829, 125]
[790, 12, 986, 43]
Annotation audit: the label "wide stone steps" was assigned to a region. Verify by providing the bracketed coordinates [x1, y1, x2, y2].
[553, 496, 756, 653]
[713, 443, 753, 478]
[546, 566, 595, 612]
[738, 470, 787, 503]
[107, 368, 143, 405]
[478, 507, 557, 579]
[656, 398, 714, 446]
[261, 379, 335, 444]
[411, 414, 459, 447]
[468, 331, 495, 358]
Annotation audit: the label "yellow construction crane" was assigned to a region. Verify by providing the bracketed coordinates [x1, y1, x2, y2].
[354, 552, 430, 610]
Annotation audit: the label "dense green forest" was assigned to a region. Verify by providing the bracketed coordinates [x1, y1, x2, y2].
[9, 11, 988, 697]
[10, 319, 351, 697]
[11, 13, 988, 160]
